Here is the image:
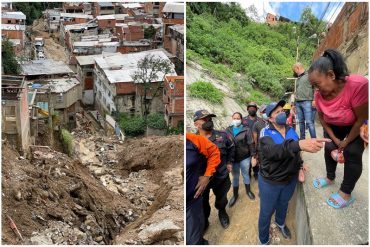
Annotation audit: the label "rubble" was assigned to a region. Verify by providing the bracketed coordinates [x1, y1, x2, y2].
[2, 133, 183, 245]
[138, 219, 181, 244]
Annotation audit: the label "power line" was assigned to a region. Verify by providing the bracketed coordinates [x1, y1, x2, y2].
[327, 2, 343, 25]
[299, 2, 331, 61]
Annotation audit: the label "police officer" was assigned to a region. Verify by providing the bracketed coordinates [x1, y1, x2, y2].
[243, 102, 265, 179]
[193, 109, 235, 230]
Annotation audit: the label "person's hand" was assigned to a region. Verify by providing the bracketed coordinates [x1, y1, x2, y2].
[332, 137, 341, 146]
[292, 105, 296, 114]
[338, 139, 348, 151]
[302, 163, 310, 172]
[227, 163, 232, 172]
[299, 138, 332, 153]
[312, 100, 316, 108]
[360, 124, 368, 143]
[194, 176, 210, 198]
[251, 157, 257, 167]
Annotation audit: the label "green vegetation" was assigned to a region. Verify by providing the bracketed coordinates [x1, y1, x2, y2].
[168, 121, 184, 135]
[144, 26, 157, 40]
[117, 113, 146, 137]
[187, 3, 323, 102]
[2, 39, 21, 75]
[60, 129, 73, 156]
[117, 112, 170, 136]
[13, 2, 62, 25]
[188, 81, 224, 104]
[147, 113, 167, 130]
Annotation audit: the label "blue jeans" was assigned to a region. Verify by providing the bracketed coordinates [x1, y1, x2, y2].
[295, 101, 316, 139]
[232, 157, 251, 187]
[258, 175, 298, 244]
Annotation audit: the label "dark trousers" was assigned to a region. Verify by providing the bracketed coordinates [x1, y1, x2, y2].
[258, 175, 297, 244]
[324, 125, 364, 194]
[186, 197, 208, 245]
[203, 175, 231, 223]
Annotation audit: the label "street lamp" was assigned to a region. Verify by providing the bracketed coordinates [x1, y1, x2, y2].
[309, 33, 319, 48]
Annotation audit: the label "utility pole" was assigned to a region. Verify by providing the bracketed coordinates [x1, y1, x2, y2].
[48, 86, 54, 146]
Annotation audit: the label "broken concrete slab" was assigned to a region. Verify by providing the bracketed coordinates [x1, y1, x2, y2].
[138, 219, 181, 244]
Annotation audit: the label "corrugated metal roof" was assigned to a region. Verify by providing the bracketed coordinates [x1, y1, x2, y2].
[121, 3, 142, 9]
[75, 52, 117, 66]
[60, 13, 93, 19]
[169, 24, 184, 34]
[94, 50, 176, 84]
[1, 24, 26, 31]
[98, 2, 113, 7]
[96, 15, 115, 20]
[162, 3, 184, 13]
[2, 11, 26, 20]
[21, 60, 73, 76]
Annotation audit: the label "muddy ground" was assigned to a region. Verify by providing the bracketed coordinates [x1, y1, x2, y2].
[30, 19, 68, 63]
[204, 176, 297, 245]
[2, 124, 183, 244]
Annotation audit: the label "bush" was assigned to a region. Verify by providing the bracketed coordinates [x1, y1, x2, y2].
[117, 113, 146, 137]
[168, 121, 184, 135]
[188, 81, 224, 104]
[60, 129, 73, 156]
[147, 113, 167, 130]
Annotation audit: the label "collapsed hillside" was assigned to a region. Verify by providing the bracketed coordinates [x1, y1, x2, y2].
[2, 133, 183, 245]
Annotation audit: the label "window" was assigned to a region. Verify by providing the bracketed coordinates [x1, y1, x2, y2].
[7, 20, 11, 24]
[108, 20, 111, 24]
[86, 71, 93, 77]
[57, 94, 63, 103]
[53, 17, 56, 20]
[4, 106, 16, 116]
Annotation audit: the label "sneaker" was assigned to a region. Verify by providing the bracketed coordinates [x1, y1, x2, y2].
[276, 224, 291, 239]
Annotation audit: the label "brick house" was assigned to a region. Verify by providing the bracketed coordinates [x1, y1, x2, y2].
[163, 75, 184, 128]
[93, 50, 176, 115]
[313, 2, 368, 74]
[1, 11, 26, 53]
[2, 75, 30, 152]
[162, 3, 184, 54]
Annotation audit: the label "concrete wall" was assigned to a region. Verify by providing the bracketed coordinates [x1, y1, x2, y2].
[295, 184, 313, 245]
[94, 70, 117, 113]
[82, 90, 94, 105]
[114, 94, 136, 113]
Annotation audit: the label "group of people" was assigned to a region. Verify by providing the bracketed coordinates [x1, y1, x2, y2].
[186, 48, 368, 245]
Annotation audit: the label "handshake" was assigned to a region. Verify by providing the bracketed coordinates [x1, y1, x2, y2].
[299, 138, 332, 153]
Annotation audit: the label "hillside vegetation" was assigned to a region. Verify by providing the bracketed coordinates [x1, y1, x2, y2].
[187, 3, 325, 104]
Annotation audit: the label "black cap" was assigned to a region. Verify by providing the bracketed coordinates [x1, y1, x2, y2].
[193, 109, 216, 122]
[265, 100, 286, 117]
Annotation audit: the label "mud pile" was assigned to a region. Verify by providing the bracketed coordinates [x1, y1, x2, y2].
[2, 134, 184, 245]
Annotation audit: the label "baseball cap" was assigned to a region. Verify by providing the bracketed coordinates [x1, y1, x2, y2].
[193, 109, 216, 122]
[259, 104, 267, 113]
[247, 102, 258, 109]
[265, 100, 286, 117]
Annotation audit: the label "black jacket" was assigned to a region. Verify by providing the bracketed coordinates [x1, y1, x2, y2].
[208, 130, 235, 179]
[226, 125, 255, 162]
[258, 123, 303, 184]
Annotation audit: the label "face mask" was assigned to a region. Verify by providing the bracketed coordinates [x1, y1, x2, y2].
[248, 110, 257, 117]
[202, 120, 214, 131]
[262, 113, 269, 120]
[232, 119, 242, 127]
[275, 112, 287, 126]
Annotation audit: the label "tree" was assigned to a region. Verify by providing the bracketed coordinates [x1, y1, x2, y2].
[2, 39, 20, 75]
[144, 26, 157, 40]
[132, 54, 173, 122]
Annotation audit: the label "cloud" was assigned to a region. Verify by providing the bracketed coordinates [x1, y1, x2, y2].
[238, 0, 276, 21]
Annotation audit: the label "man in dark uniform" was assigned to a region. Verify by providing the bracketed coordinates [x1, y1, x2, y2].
[193, 109, 235, 230]
[243, 102, 265, 179]
[252, 104, 268, 180]
[186, 133, 220, 245]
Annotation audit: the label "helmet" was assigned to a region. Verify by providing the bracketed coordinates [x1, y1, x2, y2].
[283, 103, 291, 110]
[247, 102, 258, 109]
